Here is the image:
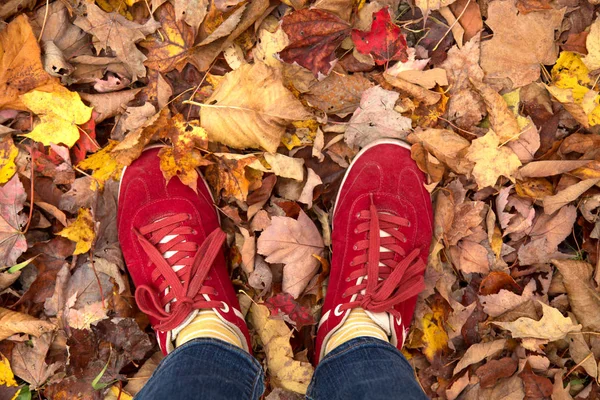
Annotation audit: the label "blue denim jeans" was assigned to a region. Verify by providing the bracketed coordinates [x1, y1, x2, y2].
[136, 337, 428, 399]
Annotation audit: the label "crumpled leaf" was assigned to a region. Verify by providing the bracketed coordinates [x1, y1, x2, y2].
[480, 1, 565, 89]
[12, 333, 61, 390]
[304, 71, 373, 117]
[351, 8, 408, 66]
[408, 128, 473, 174]
[471, 80, 520, 143]
[0, 174, 27, 267]
[466, 130, 522, 188]
[257, 210, 324, 298]
[57, 208, 95, 255]
[0, 15, 57, 110]
[552, 259, 600, 331]
[492, 301, 581, 341]
[205, 154, 259, 201]
[0, 136, 18, 184]
[21, 87, 92, 148]
[344, 86, 412, 148]
[279, 9, 351, 78]
[0, 307, 55, 341]
[199, 63, 312, 152]
[141, 3, 195, 73]
[74, 3, 160, 81]
[249, 303, 313, 393]
[265, 292, 315, 330]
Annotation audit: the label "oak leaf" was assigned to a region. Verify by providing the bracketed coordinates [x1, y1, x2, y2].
[257, 210, 324, 298]
[74, 3, 160, 81]
[492, 301, 581, 341]
[199, 63, 312, 152]
[480, 1, 564, 89]
[279, 9, 351, 77]
[57, 208, 95, 255]
[351, 8, 408, 66]
[249, 303, 313, 393]
[21, 87, 92, 148]
[0, 15, 57, 110]
[466, 130, 521, 188]
[141, 3, 195, 73]
[0, 175, 27, 267]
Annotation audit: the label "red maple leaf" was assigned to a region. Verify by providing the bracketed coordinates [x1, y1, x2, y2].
[72, 111, 100, 164]
[265, 293, 315, 330]
[279, 9, 351, 78]
[351, 7, 408, 66]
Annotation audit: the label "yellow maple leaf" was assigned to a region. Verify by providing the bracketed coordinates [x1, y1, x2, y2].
[0, 354, 17, 387]
[421, 305, 448, 363]
[21, 87, 93, 148]
[0, 136, 18, 184]
[58, 208, 95, 255]
[158, 147, 212, 192]
[466, 130, 522, 188]
[78, 141, 124, 190]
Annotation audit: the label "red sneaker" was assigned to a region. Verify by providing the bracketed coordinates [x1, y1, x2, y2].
[315, 139, 433, 363]
[117, 147, 250, 354]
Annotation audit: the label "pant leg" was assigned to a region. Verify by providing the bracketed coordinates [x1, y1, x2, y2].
[306, 337, 428, 400]
[135, 338, 265, 400]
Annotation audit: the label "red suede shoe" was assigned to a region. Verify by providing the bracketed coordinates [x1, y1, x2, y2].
[315, 139, 433, 363]
[118, 147, 250, 355]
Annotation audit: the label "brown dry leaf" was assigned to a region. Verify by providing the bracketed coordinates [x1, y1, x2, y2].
[0, 15, 57, 110]
[249, 303, 314, 393]
[74, 3, 160, 81]
[568, 331, 597, 379]
[173, 0, 208, 29]
[480, 1, 565, 89]
[552, 259, 600, 332]
[582, 19, 600, 71]
[123, 352, 163, 396]
[304, 71, 373, 117]
[141, 3, 196, 73]
[0, 307, 55, 341]
[519, 362, 553, 399]
[199, 4, 247, 46]
[476, 358, 518, 389]
[543, 178, 600, 215]
[478, 373, 525, 400]
[408, 128, 473, 174]
[0, 174, 27, 267]
[440, 36, 486, 129]
[450, 240, 490, 274]
[205, 154, 259, 201]
[199, 63, 312, 152]
[12, 333, 62, 390]
[518, 160, 591, 179]
[492, 301, 581, 341]
[111, 108, 168, 166]
[465, 130, 522, 188]
[470, 80, 520, 143]
[453, 339, 507, 374]
[257, 210, 324, 298]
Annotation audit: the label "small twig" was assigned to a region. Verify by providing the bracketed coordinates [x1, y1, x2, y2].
[22, 148, 36, 234]
[89, 236, 106, 308]
[433, 0, 471, 52]
[565, 352, 593, 378]
[186, 58, 218, 121]
[37, 0, 50, 42]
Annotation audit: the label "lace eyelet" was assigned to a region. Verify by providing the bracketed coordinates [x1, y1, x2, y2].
[334, 304, 344, 317]
[220, 302, 230, 313]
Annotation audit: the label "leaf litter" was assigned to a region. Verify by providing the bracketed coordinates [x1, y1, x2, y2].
[1, 0, 600, 398]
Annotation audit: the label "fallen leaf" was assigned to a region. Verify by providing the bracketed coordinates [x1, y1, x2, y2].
[471, 80, 520, 143]
[67, 301, 109, 330]
[0, 308, 55, 341]
[516, 0, 553, 13]
[408, 128, 473, 174]
[466, 130, 522, 188]
[492, 301, 581, 341]
[11, 334, 61, 390]
[351, 7, 408, 66]
[383, 73, 442, 105]
[478, 373, 525, 399]
[422, 305, 449, 363]
[552, 259, 600, 332]
[480, 1, 565, 89]
[518, 362, 553, 399]
[543, 178, 600, 215]
[476, 357, 518, 388]
[582, 19, 600, 71]
[304, 71, 373, 117]
[415, 0, 459, 13]
[123, 352, 163, 396]
[173, 0, 208, 29]
[298, 168, 322, 208]
[279, 9, 351, 77]
[450, 240, 490, 274]
[74, 3, 160, 81]
[249, 303, 314, 393]
[0, 15, 57, 110]
[265, 292, 315, 329]
[0, 136, 18, 184]
[199, 63, 312, 152]
[21, 87, 92, 148]
[453, 339, 506, 374]
[567, 331, 597, 379]
[77, 141, 124, 190]
[199, 4, 247, 46]
[518, 160, 591, 179]
[344, 85, 412, 148]
[141, 3, 195, 73]
[0, 174, 27, 267]
[205, 154, 258, 201]
[57, 208, 95, 255]
[257, 210, 324, 298]
[79, 89, 142, 123]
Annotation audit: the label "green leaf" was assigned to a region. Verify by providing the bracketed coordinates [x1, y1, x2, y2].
[16, 385, 31, 400]
[91, 357, 111, 390]
[7, 256, 39, 274]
